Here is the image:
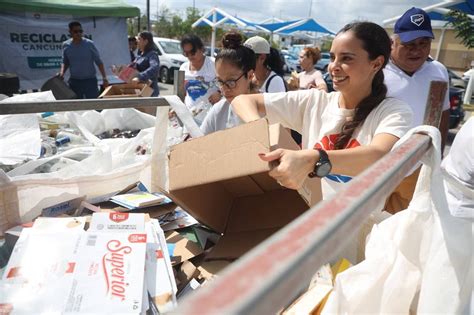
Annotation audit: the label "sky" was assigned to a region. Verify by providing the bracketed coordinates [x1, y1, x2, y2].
[124, 0, 442, 32]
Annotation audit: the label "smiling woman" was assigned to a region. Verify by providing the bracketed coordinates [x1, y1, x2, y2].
[231, 21, 414, 201]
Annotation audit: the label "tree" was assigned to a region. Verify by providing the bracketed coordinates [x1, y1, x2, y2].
[445, 10, 474, 49]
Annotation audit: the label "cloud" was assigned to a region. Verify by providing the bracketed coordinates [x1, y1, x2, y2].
[126, 0, 437, 32]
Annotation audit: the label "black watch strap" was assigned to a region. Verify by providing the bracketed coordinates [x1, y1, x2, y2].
[308, 148, 331, 178]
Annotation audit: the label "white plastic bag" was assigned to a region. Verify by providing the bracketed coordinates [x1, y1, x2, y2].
[0, 107, 168, 234]
[322, 126, 473, 314]
[0, 91, 57, 165]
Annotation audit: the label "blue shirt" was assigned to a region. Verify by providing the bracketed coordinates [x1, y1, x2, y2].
[62, 38, 103, 80]
[134, 50, 160, 96]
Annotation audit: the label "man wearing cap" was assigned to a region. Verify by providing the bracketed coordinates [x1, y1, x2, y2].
[244, 36, 287, 93]
[384, 7, 450, 213]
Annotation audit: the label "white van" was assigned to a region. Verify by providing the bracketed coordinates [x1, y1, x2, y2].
[153, 37, 187, 83]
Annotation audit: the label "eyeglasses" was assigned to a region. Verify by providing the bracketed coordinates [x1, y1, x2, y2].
[183, 49, 197, 57]
[215, 72, 246, 89]
[72, 29, 83, 34]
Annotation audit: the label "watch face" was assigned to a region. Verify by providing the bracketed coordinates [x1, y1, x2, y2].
[316, 162, 332, 177]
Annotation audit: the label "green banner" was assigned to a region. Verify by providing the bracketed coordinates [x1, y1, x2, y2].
[27, 56, 61, 69]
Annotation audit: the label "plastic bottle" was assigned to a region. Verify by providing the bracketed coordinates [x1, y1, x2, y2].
[40, 138, 58, 158]
[56, 131, 84, 144]
[55, 136, 71, 146]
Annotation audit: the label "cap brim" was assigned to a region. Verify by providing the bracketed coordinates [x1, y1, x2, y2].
[398, 30, 434, 43]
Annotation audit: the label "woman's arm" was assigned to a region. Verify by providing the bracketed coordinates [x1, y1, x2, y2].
[259, 132, 400, 189]
[231, 94, 267, 122]
[328, 133, 399, 175]
[307, 71, 328, 91]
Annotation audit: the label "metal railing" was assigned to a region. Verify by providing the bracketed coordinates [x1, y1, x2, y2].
[0, 97, 170, 115]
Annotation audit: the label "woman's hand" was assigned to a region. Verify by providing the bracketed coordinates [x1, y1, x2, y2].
[208, 91, 222, 104]
[258, 149, 319, 189]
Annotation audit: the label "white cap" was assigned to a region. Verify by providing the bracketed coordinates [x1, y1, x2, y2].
[244, 36, 270, 54]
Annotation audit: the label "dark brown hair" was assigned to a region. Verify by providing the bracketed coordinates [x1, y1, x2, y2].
[334, 21, 391, 150]
[302, 47, 321, 65]
[216, 31, 256, 74]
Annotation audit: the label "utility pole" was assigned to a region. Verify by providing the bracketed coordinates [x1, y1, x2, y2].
[146, 0, 151, 31]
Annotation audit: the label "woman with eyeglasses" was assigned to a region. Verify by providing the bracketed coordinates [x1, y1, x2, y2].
[200, 31, 256, 135]
[131, 31, 160, 97]
[179, 34, 221, 124]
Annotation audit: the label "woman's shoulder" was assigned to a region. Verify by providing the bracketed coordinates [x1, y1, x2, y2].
[371, 97, 413, 119]
[378, 97, 411, 111]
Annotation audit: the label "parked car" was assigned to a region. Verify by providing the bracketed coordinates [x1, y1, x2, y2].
[323, 73, 464, 130]
[315, 52, 330, 73]
[281, 52, 300, 73]
[447, 68, 466, 89]
[448, 86, 465, 129]
[204, 46, 220, 58]
[153, 37, 187, 84]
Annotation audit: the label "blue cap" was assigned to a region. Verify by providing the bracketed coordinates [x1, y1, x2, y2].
[394, 7, 434, 43]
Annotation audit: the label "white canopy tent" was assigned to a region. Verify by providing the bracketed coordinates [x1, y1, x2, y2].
[192, 7, 270, 54]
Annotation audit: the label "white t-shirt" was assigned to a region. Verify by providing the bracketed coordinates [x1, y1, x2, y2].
[200, 98, 242, 135]
[441, 117, 474, 218]
[179, 56, 219, 121]
[384, 59, 450, 128]
[259, 71, 287, 93]
[297, 69, 326, 90]
[264, 89, 413, 198]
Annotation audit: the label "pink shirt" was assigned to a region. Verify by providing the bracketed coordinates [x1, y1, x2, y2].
[298, 69, 327, 90]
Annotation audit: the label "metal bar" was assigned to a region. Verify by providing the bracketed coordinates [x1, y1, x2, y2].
[173, 133, 431, 315]
[423, 80, 447, 128]
[173, 70, 186, 102]
[0, 97, 170, 115]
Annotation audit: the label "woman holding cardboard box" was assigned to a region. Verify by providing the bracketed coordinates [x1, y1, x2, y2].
[131, 31, 160, 97]
[231, 22, 413, 199]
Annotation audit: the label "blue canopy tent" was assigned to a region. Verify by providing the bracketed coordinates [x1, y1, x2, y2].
[258, 20, 301, 33]
[273, 18, 335, 35]
[258, 18, 334, 46]
[192, 7, 269, 55]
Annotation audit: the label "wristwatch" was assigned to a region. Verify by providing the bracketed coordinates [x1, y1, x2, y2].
[308, 149, 332, 178]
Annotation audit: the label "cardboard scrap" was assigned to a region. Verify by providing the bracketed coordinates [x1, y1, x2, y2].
[165, 231, 203, 266]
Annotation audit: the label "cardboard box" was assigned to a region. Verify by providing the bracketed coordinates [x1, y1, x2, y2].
[99, 82, 153, 98]
[168, 119, 322, 263]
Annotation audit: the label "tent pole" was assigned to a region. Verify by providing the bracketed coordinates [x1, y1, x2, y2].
[211, 9, 217, 57]
[435, 27, 446, 61]
[147, 0, 151, 31]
